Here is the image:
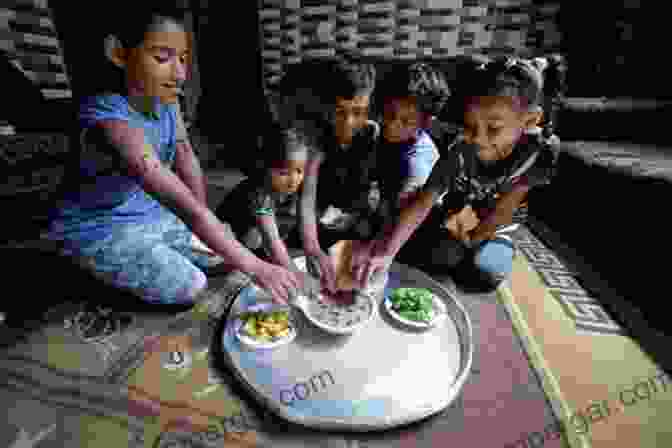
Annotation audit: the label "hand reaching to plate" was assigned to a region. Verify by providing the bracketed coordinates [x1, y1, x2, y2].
[444, 205, 479, 244]
[351, 240, 393, 289]
[294, 270, 321, 299]
[305, 248, 338, 294]
[249, 261, 300, 305]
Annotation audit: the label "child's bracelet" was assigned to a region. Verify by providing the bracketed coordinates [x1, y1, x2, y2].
[255, 207, 275, 216]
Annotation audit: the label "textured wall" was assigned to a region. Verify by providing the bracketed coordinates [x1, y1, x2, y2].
[257, 0, 562, 89]
[0, 0, 71, 100]
[558, 1, 668, 98]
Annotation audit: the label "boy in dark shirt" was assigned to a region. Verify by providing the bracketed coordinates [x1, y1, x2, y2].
[278, 56, 380, 293]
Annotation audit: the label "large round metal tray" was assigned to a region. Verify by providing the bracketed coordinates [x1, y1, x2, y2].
[218, 257, 473, 431]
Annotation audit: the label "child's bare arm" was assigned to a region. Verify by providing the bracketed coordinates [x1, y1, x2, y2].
[373, 188, 437, 257]
[174, 104, 207, 206]
[256, 214, 294, 269]
[298, 156, 322, 254]
[97, 119, 261, 273]
[175, 140, 207, 206]
[373, 150, 455, 257]
[470, 184, 530, 243]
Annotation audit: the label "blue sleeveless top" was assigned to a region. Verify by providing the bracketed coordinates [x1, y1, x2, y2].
[45, 94, 178, 248]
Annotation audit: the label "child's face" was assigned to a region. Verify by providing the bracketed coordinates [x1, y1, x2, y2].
[332, 95, 371, 146]
[270, 158, 306, 194]
[382, 97, 422, 144]
[463, 96, 541, 162]
[113, 21, 189, 104]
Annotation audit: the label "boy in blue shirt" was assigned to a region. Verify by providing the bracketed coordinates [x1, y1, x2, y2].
[374, 62, 451, 222]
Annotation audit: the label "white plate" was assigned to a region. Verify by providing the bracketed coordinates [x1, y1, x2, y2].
[234, 313, 297, 350]
[293, 292, 376, 336]
[294, 256, 389, 296]
[383, 290, 447, 329]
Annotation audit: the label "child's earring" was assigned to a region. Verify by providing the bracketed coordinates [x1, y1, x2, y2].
[104, 35, 126, 68]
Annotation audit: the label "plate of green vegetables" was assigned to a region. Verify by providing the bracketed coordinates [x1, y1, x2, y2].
[384, 287, 447, 328]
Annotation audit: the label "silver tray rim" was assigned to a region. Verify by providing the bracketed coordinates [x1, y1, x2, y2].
[218, 258, 474, 432]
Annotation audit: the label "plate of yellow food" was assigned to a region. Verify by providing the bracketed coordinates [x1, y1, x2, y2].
[234, 309, 297, 350]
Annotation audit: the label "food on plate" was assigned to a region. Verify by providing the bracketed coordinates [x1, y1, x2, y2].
[240, 310, 291, 342]
[306, 291, 373, 329]
[329, 240, 357, 292]
[389, 288, 435, 322]
[325, 240, 388, 294]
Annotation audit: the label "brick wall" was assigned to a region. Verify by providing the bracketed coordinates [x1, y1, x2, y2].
[257, 0, 562, 89]
[0, 0, 71, 100]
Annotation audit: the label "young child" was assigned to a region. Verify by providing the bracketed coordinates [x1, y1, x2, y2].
[41, 5, 300, 305]
[280, 56, 380, 293]
[352, 56, 562, 292]
[215, 123, 311, 272]
[374, 62, 452, 220]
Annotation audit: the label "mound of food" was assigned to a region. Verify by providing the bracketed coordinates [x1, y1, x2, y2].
[240, 310, 292, 342]
[306, 291, 373, 329]
[330, 240, 357, 292]
[389, 288, 435, 322]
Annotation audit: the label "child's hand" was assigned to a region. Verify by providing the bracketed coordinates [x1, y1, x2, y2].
[349, 239, 374, 288]
[351, 240, 393, 288]
[469, 226, 496, 245]
[354, 250, 393, 288]
[305, 248, 338, 294]
[294, 270, 321, 298]
[444, 205, 479, 243]
[249, 261, 301, 305]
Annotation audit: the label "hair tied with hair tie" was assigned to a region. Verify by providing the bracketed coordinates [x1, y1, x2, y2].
[531, 57, 549, 74]
[504, 57, 519, 70]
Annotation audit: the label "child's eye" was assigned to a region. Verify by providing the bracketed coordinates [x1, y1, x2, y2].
[155, 56, 170, 64]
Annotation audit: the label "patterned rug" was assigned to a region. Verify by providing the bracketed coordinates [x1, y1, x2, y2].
[0, 247, 565, 447]
[499, 224, 672, 448]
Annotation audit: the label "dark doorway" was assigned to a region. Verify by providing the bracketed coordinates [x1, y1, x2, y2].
[193, 2, 268, 142]
[50, 1, 267, 161]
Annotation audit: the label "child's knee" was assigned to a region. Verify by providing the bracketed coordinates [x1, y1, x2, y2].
[473, 239, 514, 277]
[184, 269, 208, 302]
[241, 228, 263, 250]
[151, 268, 207, 305]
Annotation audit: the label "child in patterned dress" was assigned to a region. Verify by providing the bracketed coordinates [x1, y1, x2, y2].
[215, 123, 314, 278]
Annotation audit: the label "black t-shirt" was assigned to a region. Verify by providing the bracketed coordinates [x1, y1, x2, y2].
[315, 121, 380, 215]
[215, 176, 298, 239]
[425, 131, 560, 215]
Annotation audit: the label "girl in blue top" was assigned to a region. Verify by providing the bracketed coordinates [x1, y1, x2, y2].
[43, 5, 300, 305]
